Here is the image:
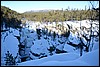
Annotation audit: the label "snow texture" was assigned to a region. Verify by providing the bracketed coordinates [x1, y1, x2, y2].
[1, 20, 99, 66]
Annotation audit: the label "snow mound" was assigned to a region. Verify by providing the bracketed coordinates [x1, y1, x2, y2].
[63, 43, 75, 52]
[31, 38, 49, 54]
[1, 34, 19, 57]
[18, 53, 80, 66]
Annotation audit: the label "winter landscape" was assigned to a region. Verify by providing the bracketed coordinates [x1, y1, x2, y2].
[1, 1, 99, 66]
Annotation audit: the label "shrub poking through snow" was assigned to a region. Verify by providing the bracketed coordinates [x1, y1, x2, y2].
[47, 45, 56, 55]
[55, 49, 67, 54]
[36, 29, 41, 40]
[53, 31, 56, 41]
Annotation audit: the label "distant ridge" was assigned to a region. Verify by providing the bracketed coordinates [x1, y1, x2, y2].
[24, 9, 62, 13]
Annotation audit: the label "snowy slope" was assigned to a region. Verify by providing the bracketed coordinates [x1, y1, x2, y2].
[18, 53, 80, 66]
[77, 49, 99, 66]
[38, 60, 90, 66]
[18, 49, 99, 66]
[1, 20, 99, 66]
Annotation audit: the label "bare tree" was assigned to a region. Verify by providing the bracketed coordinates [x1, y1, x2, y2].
[87, 1, 98, 51]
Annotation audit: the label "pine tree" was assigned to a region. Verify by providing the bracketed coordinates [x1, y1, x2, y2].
[4, 51, 16, 66]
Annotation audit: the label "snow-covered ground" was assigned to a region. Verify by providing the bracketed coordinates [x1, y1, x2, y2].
[18, 53, 80, 66]
[1, 20, 99, 66]
[18, 49, 99, 66]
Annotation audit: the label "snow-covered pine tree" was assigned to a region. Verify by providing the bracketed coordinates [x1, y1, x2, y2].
[4, 51, 16, 66]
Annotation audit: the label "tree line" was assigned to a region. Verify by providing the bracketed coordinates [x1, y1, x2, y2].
[22, 8, 99, 22]
[1, 6, 99, 30]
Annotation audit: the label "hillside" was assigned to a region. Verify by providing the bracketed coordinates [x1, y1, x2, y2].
[1, 6, 22, 30]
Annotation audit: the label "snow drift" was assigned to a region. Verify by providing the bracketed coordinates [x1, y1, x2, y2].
[18, 49, 99, 66]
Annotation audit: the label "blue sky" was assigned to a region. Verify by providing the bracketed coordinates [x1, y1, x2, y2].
[1, 1, 99, 13]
